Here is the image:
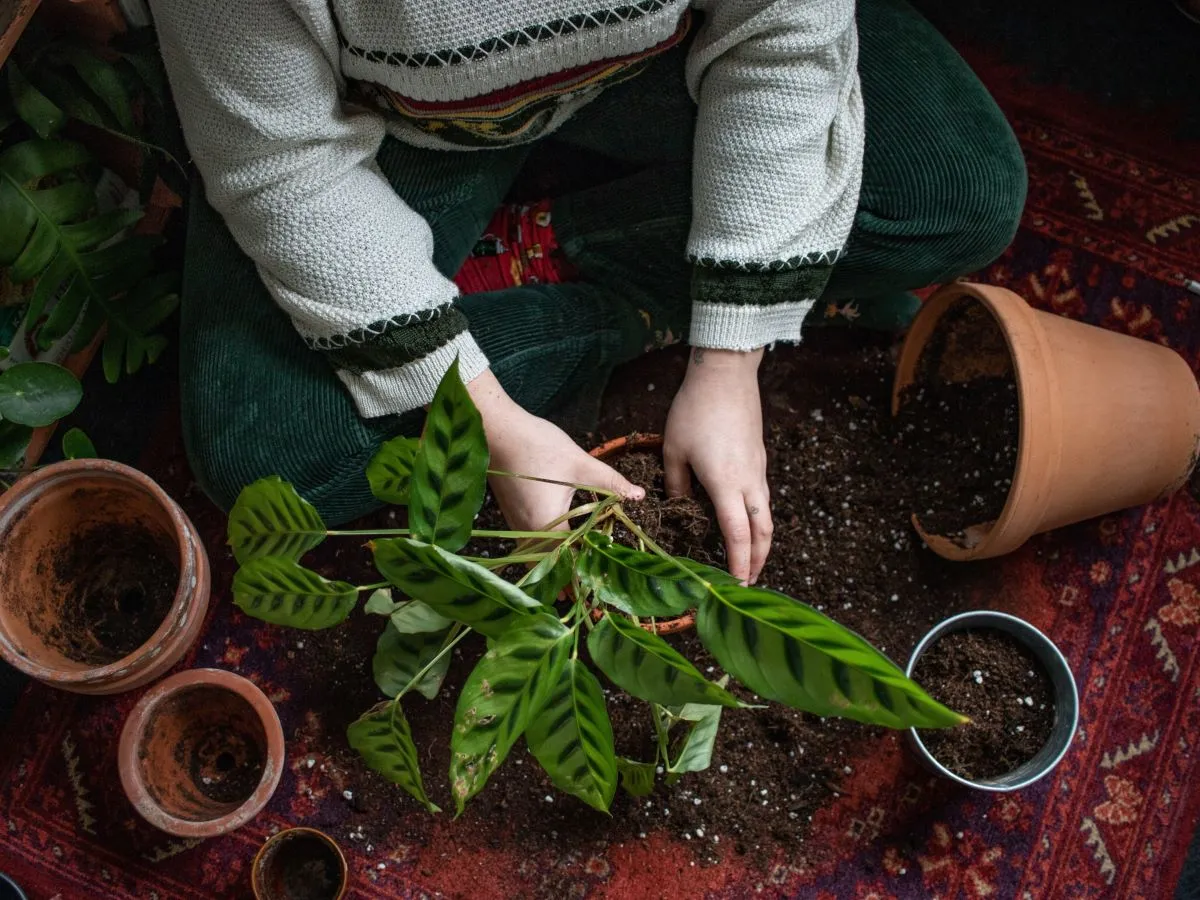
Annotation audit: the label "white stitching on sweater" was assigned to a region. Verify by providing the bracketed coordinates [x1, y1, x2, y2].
[688, 249, 844, 272]
[338, 0, 677, 69]
[304, 302, 458, 350]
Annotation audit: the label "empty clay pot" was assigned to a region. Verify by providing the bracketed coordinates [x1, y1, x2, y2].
[0, 459, 211, 694]
[589, 433, 697, 634]
[252, 827, 349, 900]
[893, 282, 1200, 561]
[119, 668, 285, 837]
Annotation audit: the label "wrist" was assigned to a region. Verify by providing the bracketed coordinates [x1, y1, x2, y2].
[684, 346, 764, 382]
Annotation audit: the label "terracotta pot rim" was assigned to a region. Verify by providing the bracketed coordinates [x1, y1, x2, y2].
[0, 458, 205, 686]
[588, 433, 697, 635]
[892, 283, 1058, 561]
[118, 668, 285, 838]
[251, 826, 349, 900]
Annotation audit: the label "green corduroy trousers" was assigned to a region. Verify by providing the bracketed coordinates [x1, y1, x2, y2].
[179, 0, 1026, 524]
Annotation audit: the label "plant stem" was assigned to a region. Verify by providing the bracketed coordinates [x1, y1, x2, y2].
[463, 553, 548, 569]
[327, 527, 569, 540]
[394, 624, 470, 702]
[356, 582, 390, 592]
[487, 468, 617, 498]
[651, 703, 671, 765]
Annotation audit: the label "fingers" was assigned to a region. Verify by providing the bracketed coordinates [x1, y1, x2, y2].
[662, 443, 692, 499]
[712, 490, 753, 584]
[580, 455, 646, 502]
[746, 490, 773, 585]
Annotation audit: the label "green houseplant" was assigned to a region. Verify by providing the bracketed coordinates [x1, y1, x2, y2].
[228, 361, 966, 815]
[0, 30, 180, 468]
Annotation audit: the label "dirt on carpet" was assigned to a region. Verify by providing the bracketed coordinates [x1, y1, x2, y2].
[291, 330, 1007, 874]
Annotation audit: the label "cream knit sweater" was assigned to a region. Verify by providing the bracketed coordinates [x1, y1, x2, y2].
[150, 0, 863, 417]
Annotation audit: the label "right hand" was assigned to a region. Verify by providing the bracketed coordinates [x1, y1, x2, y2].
[467, 370, 644, 533]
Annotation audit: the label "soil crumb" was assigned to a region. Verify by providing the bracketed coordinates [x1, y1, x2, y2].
[911, 629, 1056, 781]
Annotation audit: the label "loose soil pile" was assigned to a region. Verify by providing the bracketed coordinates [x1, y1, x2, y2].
[911, 629, 1056, 781]
[49, 523, 178, 665]
[294, 331, 1011, 872]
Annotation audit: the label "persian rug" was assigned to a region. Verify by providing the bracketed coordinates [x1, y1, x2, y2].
[0, 47, 1199, 900]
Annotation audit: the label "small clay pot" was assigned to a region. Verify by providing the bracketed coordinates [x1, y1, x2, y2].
[905, 610, 1078, 791]
[0, 873, 27, 900]
[0, 459, 211, 694]
[252, 827, 349, 900]
[119, 668, 285, 837]
[589, 433, 697, 634]
[893, 282, 1200, 561]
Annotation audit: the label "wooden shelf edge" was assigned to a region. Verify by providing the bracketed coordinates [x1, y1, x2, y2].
[0, 0, 42, 68]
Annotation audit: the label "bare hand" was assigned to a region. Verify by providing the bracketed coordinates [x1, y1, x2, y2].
[662, 347, 772, 584]
[467, 370, 644, 533]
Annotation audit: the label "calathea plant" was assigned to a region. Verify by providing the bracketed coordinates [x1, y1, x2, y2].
[228, 361, 965, 814]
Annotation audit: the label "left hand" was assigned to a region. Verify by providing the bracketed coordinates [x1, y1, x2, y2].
[662, 347, 773, 584]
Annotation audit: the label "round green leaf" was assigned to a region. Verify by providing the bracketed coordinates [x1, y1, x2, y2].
[0, 362, 82, 427]
[61, 427, 96, 460]
[0, 420, 33, 468]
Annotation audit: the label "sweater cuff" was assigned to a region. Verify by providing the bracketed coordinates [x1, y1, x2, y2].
[334, 331, 489, 418]
[688, 262, 833, 349]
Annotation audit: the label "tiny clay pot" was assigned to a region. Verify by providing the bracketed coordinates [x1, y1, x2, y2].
[893, 282, 1200, 561]
[119, 668, 285, 838]
[252, 827, 349, 900]
[0, 459, 211, 694]
[589, 433, 697, 635]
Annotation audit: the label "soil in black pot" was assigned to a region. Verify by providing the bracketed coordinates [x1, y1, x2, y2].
[910, 629, 1056, 781]
[50, 523, 178, 665]
[897, 299, 1020, 539]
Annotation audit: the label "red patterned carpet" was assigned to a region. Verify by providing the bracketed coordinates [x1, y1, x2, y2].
[1, 49, 1200, 900]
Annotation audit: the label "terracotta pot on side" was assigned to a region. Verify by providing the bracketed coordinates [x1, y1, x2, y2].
[252, 827, 349, 900]
[0, 459, 211, 694]
[589, 433, 697, 634]
[119, 668, 285, 838]
[893, 282, 1200, 561]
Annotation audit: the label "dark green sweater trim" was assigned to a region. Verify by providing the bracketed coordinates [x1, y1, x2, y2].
[317, 302, 469, 376]
[691, 262, 834, 307]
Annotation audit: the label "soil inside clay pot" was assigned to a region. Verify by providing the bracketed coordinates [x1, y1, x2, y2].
[48, 523, 178, 665]
[897, 299, 1020, 539]
[910, 629, 1055, 781]
[293, 332, 1004, 872]
[608, 452, 720, 567]
[259, 832, 343, 900]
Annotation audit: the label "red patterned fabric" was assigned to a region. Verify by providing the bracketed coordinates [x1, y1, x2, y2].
[2, 48, 1200, 900]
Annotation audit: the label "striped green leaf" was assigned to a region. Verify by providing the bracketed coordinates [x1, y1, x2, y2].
[367, 435, 419, 504]
[577, 534, 735, 617]
[526, 659, 617, 813]
[373, 537, 541, 638]
[616, 757, 656, 797]
[449, 616, 571, 813]
[348, 701, 440, 813]
[227, 477, 326, 564]
[696, 584, 966, 729]
[523, 549, 575, 605]
[587, 613, 740, 708]
[232, 557, 356, 629]
[408, 358, 488, 551]
[668, 703, 722, 779]
[373, 624, 451, 700]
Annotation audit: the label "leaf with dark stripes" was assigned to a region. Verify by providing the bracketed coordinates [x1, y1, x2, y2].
[615, 758, 656, 797]
[232, 557, 357, 629]
[526, 659, 617, 812]
[348, 701, 440, 813]
[449, 616, 571, 813]
[367, 435, 419, 504]
[373, 623, 451, 700]
[696, 584, 966, 729]
[408, 358, 488, 551]
[587, 613, 740, 708]
[667, 702, 723, 779]
[577, 533, 735, 617]
[227, 476, 326, 564]
[523, 549, 575, 605]
[373, 537, 541, 638]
